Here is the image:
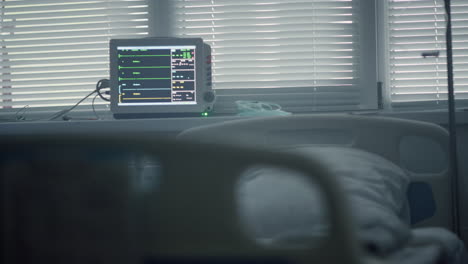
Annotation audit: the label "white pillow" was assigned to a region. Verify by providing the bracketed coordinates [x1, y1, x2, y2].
[290, 146, 411, 222]
[237, 146, 411, 248]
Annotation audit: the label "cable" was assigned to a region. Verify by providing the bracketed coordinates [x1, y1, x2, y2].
[444, 0, 460, 237]
[47, 79, 110, 121]
[15, 105, 30, 121]
[96, 79, 110, 102]
[48, 89, 97, 121]
[92, 93, 101, 120]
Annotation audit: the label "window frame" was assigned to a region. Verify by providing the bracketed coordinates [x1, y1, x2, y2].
[376, 0, 392, 110]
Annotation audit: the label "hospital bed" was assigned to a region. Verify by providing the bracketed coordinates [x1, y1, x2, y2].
[1, 114, 466, 263]
[178, 114, 467, 263]
[179, 114, 452, 229]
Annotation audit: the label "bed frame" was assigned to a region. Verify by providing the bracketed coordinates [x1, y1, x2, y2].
[179, 114, 454, 231]
[1, 113, 453, 263]
[1, 133, 367, 264]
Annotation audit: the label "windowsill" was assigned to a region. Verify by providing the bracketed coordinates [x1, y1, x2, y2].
[374, 108, 468, 125]
[1, 108, 468, 137]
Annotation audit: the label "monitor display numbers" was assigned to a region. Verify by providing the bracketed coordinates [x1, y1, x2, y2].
[117, 46, 197, 106]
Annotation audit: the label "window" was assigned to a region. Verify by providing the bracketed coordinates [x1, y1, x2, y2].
[0, 0, 148, 116]
[385, 0, 468, 109]
[162, 0, 377, 113]
[14, 1, 468, 117]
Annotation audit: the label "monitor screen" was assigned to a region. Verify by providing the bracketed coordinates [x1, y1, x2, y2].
[117, 45, 197, 106]
[110, 38, 213, 119]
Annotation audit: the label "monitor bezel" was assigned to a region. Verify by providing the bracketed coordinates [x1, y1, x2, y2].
[109, 37, 208, 116]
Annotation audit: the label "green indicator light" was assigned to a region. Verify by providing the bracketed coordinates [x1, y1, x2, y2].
[133, 60, 140, 63]
[201, 112, 209, 117]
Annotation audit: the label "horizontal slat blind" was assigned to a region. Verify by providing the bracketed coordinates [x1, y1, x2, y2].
[172, 0, 361, 109]
[388, 0, 468, 108]
[0, 0, 148, 109]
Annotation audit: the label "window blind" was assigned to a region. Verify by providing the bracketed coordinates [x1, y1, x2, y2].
[0, 0, 148, 110]
[172, 0, 363, 111]
[387, 0, 468, 108]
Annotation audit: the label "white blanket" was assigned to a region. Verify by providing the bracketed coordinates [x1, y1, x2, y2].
[237, 146, 467, 264]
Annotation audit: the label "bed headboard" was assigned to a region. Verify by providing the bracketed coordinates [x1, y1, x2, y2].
[179, 114, 453, 231]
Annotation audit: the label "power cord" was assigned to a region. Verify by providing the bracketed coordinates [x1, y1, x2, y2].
[48, 90, 97, 120]
[48, 79, 110, 121]
[91, 93, 100, 119]
[96, 79, 110, 102]
[15, 105, 30, 121]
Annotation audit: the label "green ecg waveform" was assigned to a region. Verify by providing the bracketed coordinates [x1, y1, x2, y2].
[119, 77, 171, 81]
[118, 66, 171, 69]
[118, 54, 170, 58]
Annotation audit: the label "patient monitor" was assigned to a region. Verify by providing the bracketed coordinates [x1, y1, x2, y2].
[109, 37, 214, 118]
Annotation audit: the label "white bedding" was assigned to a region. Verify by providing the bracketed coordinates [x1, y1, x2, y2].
[237, 146, 467, 263]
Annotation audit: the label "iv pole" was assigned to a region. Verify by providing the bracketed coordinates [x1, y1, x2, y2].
[443, 0, 460, 236]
